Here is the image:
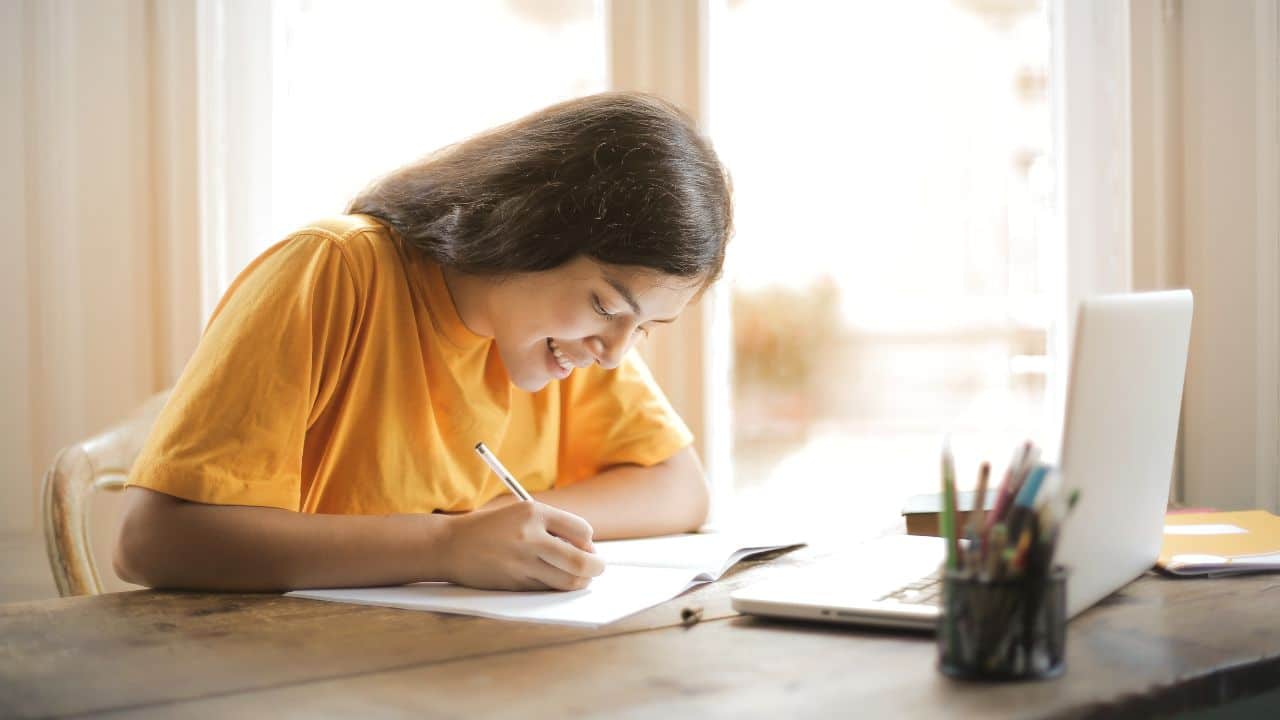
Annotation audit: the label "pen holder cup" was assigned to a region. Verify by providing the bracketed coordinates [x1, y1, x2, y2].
[937, 566, 1067, 681]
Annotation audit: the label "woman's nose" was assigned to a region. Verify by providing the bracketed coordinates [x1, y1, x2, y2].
[584, 330, 630, 370]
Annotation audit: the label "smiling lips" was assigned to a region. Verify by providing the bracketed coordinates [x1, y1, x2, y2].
[547, 338, 588, 376]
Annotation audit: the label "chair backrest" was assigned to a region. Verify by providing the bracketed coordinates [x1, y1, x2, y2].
[41, 391, 170, 596]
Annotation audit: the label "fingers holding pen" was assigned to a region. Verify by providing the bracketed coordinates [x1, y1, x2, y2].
[521, 503, 604, 579]
[537, 534, 605, 580]
[440, 500, 604, 591]
[470, 441, 604, 589]
[539, 503, 597, 553]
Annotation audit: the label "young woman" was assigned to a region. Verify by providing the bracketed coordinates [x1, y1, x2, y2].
[113, 92, 733, 594]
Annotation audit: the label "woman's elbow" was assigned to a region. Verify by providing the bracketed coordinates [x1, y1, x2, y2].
[112, 540, 143, 587]
[112, 487, 177, 588]
[113, 523, 146, 587]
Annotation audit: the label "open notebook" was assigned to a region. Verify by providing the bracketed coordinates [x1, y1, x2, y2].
[287, 532, 803, 627]
[1158, 510, 1280, 576]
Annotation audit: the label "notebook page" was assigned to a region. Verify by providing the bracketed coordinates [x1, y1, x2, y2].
[288, 564, 703, 628]
[593, 532, 802, 580]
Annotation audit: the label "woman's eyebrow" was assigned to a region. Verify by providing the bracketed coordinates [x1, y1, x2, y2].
[604, 276, 643, 315]
[603, 276, 678, 324]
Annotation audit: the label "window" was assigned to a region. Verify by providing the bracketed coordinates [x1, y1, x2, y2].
[267, 0, 607, 244]
[211, 0, 1065, 532]
[709, 0, 1054, 539]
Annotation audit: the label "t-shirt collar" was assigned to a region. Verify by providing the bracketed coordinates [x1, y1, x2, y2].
[423, 260, 489, 350]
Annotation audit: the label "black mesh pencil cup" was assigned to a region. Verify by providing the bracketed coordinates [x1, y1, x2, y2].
[937, 566, 1067, 681]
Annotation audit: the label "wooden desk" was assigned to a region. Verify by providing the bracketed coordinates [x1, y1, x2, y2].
[3, 546, 1280, 719]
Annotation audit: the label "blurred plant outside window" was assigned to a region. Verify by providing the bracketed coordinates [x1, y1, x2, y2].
[709, 0, 1054, 540]
[268, 0, 606, 242]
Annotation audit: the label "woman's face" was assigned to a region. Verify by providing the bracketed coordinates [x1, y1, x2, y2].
[471, 257, 700, 392]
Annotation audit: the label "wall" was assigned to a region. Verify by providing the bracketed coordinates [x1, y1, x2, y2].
[1080, 0, 1279, 512]
[1178, 0, 1279, 511]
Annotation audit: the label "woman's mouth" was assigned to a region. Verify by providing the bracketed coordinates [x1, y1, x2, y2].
[546, 338, 575, 379]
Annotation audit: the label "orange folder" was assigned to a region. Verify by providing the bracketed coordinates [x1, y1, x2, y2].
[1158, 510, 1280, 576]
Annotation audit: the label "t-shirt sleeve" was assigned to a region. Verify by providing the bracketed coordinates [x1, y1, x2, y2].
[556, 350, 695, 487]
[127, 233, 359, 510]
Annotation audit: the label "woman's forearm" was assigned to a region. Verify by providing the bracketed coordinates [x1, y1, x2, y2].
[114, 487, 452, 592]
[492, 446, 710, 540]
[115, 447, 708, 592]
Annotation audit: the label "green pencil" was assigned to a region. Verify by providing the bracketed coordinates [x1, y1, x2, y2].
[941, 440, 959, 570]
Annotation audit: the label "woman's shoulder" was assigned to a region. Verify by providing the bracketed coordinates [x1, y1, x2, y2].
[289, 214, 390, 242]
[281, 214, 403, 282]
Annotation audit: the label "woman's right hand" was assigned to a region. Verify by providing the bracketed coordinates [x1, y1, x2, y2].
[439, 502, 606, 591]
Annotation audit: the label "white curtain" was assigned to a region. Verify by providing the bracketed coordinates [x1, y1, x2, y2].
[1, 0, 203, 536]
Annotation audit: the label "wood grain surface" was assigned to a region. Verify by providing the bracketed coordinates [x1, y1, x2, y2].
[3, 547, 1280, 719]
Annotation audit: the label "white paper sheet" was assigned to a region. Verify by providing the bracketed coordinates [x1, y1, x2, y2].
[592, 532, 800, 577]
[1163, 524, 1248, 536]
[286, 532, 802, 627]
[1165, 551, 1280, 576]
[290, 564, 705, 627]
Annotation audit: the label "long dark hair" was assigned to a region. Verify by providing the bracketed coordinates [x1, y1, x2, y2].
[347, 92, 732, 287]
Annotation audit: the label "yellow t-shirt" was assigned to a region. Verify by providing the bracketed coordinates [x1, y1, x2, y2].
[127, 214, 693, 514]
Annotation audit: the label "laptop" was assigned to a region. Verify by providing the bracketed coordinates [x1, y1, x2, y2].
[731, 290, 1194, 630]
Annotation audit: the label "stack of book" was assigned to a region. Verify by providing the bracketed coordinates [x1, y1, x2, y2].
[901, 489, 998, 537]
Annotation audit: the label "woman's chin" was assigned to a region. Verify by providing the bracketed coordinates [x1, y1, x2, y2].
[510, 370, 552, 393]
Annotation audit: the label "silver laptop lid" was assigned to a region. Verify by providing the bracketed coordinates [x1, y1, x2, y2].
[1055, 290, 1193, 618]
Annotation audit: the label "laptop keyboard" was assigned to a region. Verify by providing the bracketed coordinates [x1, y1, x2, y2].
[876, 569, 943, 607]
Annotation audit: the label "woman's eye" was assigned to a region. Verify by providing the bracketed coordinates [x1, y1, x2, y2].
[592, 296, 618, 320]
[593, 294, 650, 337]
